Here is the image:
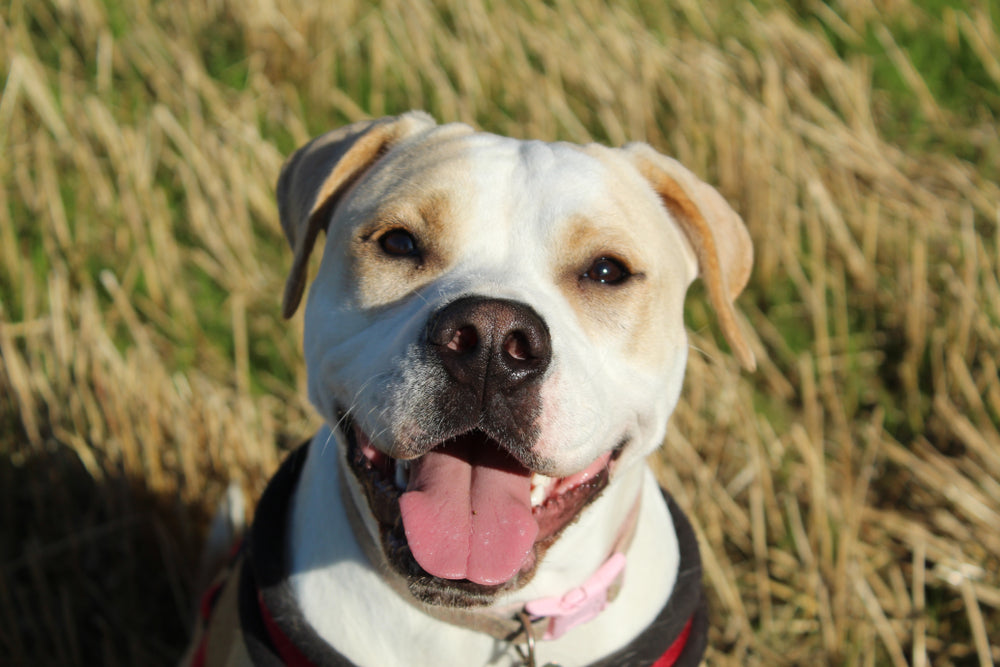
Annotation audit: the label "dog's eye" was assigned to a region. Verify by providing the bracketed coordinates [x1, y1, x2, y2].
[378, 229, 419, 258]
[584, 257, 630, 285]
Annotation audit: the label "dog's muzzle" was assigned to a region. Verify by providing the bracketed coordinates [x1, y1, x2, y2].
[342, 297, 621, 605]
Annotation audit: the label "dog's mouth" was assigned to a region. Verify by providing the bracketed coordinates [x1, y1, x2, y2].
[341, 412, 619, 605]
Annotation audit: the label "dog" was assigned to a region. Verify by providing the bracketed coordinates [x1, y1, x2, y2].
[182, 111, 755, 667]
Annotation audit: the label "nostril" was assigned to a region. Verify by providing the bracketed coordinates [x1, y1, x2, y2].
[502, 331, 531, 362]
[446, 325, 479, 353]
[428, 297, 551, 388]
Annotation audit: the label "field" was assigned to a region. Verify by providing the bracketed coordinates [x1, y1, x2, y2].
[1, 0, 999, 665]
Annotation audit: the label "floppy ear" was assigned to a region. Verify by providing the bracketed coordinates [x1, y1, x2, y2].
[277, 111, 437, 318]
[625, 143, 757, 371]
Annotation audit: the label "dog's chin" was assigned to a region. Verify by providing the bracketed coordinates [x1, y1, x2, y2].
[340, 411, 620, 608]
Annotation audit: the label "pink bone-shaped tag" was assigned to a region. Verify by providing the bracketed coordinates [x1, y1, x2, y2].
[523, 552, 627, 640]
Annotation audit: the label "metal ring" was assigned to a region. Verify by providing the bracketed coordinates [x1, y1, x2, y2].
[516, 610, 537, 667]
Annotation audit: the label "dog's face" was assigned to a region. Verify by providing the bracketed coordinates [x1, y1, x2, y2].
[279, 112, 753, 605]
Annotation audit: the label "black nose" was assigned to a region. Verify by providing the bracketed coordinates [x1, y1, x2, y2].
[426, 296, 552, 393]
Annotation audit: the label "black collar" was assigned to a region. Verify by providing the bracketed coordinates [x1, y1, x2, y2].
[235, 442, 708, 667]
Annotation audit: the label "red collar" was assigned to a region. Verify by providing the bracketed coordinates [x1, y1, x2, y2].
[257, 589, 315, 667]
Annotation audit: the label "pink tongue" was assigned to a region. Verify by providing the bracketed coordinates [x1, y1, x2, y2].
[398, 433, 538, 585]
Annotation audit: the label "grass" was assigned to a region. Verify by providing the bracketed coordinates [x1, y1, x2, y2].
[1, 0, 998, 664]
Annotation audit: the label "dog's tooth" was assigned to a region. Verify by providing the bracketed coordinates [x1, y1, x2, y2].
[530, 474, 554, 507]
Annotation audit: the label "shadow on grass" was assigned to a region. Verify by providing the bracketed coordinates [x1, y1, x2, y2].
[0, 435, 207, 667]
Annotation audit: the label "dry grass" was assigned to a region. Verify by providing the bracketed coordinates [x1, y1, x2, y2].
[1, 0, 999, 665]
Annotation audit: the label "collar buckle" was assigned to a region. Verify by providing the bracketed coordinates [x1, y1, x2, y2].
[523, 552, 627, 640]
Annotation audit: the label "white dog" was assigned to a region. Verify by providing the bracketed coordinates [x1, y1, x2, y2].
[183, 111, 754, 667]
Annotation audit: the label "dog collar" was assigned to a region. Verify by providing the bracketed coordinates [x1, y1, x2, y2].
[195, 441, 707, 667]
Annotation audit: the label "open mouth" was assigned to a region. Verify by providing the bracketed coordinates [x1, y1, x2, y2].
[341, 412, 619, 605]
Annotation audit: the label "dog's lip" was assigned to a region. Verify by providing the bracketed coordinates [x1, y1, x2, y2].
[339, 410, 618, 594]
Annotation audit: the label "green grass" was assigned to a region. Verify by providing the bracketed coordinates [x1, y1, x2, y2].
[797, 0, 1000, 170]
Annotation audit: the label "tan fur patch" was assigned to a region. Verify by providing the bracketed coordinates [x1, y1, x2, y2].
[349, 190, 460, 309]
[550, 212, 682, 368]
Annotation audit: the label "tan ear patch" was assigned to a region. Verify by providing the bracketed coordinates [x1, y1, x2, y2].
[276, 112, 436, 318]
[627, 144, 757, 371]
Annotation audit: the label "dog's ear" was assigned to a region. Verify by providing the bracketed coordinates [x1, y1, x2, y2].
[277, 111, 437, 318]
[625, 143, 756, 371]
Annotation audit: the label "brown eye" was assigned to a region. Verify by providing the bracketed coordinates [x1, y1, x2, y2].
[584, 256, 630, 285]
[379, 229, 419, 257]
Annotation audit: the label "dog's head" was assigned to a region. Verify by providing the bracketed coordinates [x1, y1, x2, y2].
[278, 111, 754, 606]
